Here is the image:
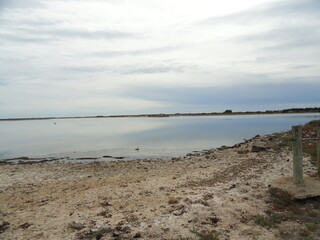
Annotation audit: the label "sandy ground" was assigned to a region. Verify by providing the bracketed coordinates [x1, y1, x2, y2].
[0, 132, 318, 240]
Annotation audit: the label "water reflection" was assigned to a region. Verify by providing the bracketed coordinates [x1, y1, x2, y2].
[0, 113, 319, 160]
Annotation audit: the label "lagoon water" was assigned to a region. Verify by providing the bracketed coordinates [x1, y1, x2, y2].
[1, 113, 320, 161]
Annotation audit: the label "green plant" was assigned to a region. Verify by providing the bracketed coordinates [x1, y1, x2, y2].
[254, 213, 286, 228]
[190, 229, 220, 240]
[255, 215, 273, 227]
[305, 223, 318, 232]
[279, 135, 293, 148]
[173, 228, 220, 240]
[305, 236, 314, 240]
[308, 120, 320, 126]
[81, 227, 112, 240]
[173, 237, 194, 240]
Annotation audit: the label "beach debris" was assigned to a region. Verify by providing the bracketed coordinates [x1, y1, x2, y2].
[75, 157, 98, 160]
[103, 155, 125, 159]
[251, 145, 268, 152]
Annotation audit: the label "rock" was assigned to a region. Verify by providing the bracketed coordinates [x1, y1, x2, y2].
[0, 221, 10, 233]
[210, 217, 219, 224]
[202, 193, 214, 200]
[237, 149, 249, 154]
[168, 198, 179, 204]
[19, 222, 32, 229]
[173, 206, 186, 216]
[100, 201, 112, 207]
[251, 145, 267, 152]
[112, 232, 120, 237]
[193, 199, 209, 206]
[97, 210, 112, 218]
[68, 221, 85, 230]
[133, 232, 142, 238]
[270, 177, 320, 200]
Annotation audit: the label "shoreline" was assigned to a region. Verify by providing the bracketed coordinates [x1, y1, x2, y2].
[1, 126, 319, 240]
[1, 108, 319, 121]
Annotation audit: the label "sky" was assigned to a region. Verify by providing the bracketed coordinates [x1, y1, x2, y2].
[0, 0, 319, 118]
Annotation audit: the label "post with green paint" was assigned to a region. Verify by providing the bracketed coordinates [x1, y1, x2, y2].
[292, 126, 303, 184]
[317, 126, 320, 179]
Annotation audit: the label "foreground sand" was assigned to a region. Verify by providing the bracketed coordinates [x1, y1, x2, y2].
[0, 132, 317, 240]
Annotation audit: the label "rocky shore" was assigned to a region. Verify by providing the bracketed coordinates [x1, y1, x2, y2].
[0, 129, 319, 240]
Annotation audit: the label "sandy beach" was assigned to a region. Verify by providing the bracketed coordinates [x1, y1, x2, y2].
[0, 129, 319, 240]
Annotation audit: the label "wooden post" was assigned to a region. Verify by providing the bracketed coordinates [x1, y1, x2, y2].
[317, 126, 320, 179]
[292, 126, 303, 184]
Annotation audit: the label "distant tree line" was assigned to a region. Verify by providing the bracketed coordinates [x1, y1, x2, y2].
[281, 107, 320, 113]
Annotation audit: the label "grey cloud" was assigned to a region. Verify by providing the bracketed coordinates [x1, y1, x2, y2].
[0, 28, 135, 44]
[59, 61, 195, 75]
[0, 80, 8, 86]
[289, 65, 314, 70]
[120, 63, 196, 75]
[201, 0, 320, 25]
[91, 46, 179, 58]
[121, 66, 182, 74]
[46, 28, 134, 39]
[123, 76, 320, 106]
[0, 0, 41, 10]
[237, 26, 320, 50]
[0, 33, 55, 44]
[61, 66, 110, 73]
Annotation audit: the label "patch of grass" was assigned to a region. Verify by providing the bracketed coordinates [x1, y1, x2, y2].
[305, 236, 315, 240]
[279, 135, 293, 149]
[190, 229, 220, 240]
[173, 228, 220, 240]
[308, 120, 320, 126]
[174, 237, 194, 240]
[254, 213, 286, 228]
[254, 215, 274, 227]
[80, 227, 112, 240]
[305, 223, 318, 232]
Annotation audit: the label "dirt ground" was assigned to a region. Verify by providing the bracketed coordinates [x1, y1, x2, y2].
[0, 131, 319, 240]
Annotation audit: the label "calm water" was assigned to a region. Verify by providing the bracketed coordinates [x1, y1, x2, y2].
[1, 113, 320, 161]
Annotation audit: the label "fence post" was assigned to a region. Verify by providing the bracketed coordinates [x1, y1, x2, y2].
[292, 126, 304, 184]
[317, 126, 320, 179]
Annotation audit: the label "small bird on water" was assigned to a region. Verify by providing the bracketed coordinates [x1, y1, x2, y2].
[135, 146, 139, 151]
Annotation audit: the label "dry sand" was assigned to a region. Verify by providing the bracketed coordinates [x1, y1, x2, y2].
[0, 132, 318, 240]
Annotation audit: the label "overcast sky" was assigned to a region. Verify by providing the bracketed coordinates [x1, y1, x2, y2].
[0, 0, 319, 118]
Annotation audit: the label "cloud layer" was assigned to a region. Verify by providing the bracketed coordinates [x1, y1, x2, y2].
[0, 0, 319, 118]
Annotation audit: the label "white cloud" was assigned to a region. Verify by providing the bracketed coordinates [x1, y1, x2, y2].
[0, 0, 319, 117]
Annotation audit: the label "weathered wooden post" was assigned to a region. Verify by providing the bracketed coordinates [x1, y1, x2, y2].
[292, 126, 303, 184]
[317, 126, 320, 179]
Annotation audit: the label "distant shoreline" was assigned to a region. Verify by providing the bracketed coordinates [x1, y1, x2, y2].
[0, 107, 319, 121]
